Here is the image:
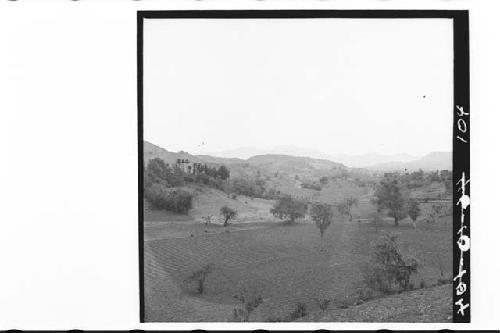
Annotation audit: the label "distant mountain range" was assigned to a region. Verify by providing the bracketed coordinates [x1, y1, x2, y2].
[366, 152, 452, 171]
[145, 141, 451, 173]
[206, 145, 451, 170]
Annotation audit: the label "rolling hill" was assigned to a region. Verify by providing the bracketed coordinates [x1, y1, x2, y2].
[144, 141, 346, 179]
[367, 152, 452, 171]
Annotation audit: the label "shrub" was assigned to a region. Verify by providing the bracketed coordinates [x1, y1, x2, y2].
[270, 196, 308, 224]
[145, 158, 184, 187]
[202, 215, 212, 225]
[362, 233, 418, 294]
[407, 198, 421, 228]
[314, 298, 331, 311]
[186, 264, 213, 294]
[145, 184, 193, 214]
[195, 173, 210, 185]
[231, 177, 265, 198]
[232, 287, 263, 322]
[301, 182, 322, 191]
[288, 302, 308, 320]
[337, 197, 359, 221]
[354, 287, 374, 303]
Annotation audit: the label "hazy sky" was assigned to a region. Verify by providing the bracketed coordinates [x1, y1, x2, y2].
[144, 18, 453, 157]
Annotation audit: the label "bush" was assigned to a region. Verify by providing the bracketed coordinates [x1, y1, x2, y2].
[337, 197, 359, 221]
[289, 302, 308, 320]
[195, 173, 210, 185]
[319, 176, 329, 185]
[145, 183, 193, 214]
[231, 177, 265, 198]
[232, 287, 263, 322]
[145, 158, 184, 187]
[407, 198, 421, 228]
[301, 182, 322, 191]
[362, 233, 418, 294]
[185, 264, 213, 294]
[314, 298, 331, 311]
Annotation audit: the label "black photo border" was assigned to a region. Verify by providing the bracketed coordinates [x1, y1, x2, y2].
[137, 9, 470, 324]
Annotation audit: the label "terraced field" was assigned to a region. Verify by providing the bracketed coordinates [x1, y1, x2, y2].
[144, 213, 452, 322]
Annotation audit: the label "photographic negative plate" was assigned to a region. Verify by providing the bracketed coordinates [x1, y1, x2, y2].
[137, 10, 469, 323]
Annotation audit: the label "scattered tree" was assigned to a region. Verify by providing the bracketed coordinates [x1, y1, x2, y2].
[217, 165, 230, 180]
[337, 197, 359, 221]
[372, 179, 408, 226]
[407, 199, 421, 228]
[186, 264, 213, 294]
[270, 196, 308, 224]
[319, 176, 329, 185]
[220, 206, 237, 227]
[310, 203, 334, 241]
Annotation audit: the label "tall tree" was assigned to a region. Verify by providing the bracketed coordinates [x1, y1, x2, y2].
[270, 196, 308, 224]
[217, 165, 230, 180]
[310, 203, 334, 241]
[373, 179, 408, 226]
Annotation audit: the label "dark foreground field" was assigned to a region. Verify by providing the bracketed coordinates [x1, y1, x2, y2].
[144, 213, 452, 322]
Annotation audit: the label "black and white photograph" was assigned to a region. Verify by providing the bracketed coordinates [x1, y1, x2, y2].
[139, 11, 467, 323]
[12, 0, 500, 330]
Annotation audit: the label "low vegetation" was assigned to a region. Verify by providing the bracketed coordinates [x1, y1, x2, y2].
[232, 287, 263, 322]
[407, 199, 421, 228]
[144, 183, 193, 214]
[186, 264, 213, 295]
[338, 197, 359, 221]
[362, 233, 418, 294]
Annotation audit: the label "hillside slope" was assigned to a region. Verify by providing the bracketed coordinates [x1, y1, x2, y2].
[144, 184, 274, 224]
[303, 284, 452, 322]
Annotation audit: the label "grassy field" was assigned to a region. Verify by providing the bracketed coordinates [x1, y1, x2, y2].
[144, 205, 452, 322]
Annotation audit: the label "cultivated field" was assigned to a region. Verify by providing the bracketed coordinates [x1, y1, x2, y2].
[144, 192, 452, 322]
